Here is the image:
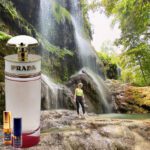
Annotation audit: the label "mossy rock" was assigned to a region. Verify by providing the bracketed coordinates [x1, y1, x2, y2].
[0, 31, 12, 41]
[125, 86, 150, 113]
[51, 1, 71, 24]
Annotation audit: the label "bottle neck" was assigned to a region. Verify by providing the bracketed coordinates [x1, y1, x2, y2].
[18, 47, 28, 61]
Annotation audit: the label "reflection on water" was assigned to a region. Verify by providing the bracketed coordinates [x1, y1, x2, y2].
[99, 113, 150, 120]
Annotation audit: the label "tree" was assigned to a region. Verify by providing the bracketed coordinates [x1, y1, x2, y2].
[97, 51, 120, 79]
[92, 0, 150, 85]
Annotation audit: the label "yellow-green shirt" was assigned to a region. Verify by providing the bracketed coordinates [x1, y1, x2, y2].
[75, 88, 84, 96]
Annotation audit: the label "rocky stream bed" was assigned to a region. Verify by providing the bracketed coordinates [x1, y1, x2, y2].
[1, 110, 149, 150]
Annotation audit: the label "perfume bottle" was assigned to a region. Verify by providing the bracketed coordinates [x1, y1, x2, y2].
[5, 35, 41, 148]
[3, 111, 12, 145]
[13, 118, 22, 148]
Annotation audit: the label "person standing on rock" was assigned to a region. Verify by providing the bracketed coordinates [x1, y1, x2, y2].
[74, 83, 85, 118]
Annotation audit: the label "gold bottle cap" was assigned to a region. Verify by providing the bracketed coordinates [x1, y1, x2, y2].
[3, 111, 11, 129]
[6, 35, 39, 62]
[17, 43, 28, 62]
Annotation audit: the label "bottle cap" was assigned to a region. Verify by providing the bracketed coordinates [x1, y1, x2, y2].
[3, 111, 11, 129]
[13, 118, 22, 136]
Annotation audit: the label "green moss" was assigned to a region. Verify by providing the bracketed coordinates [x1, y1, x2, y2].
[125, 86, 150, 113]
[0, 0, 73, 58]
[51, 1, 71, 24]
[80, 0, 92, 39]
[0, 23, 8, 32]
[39, 35, 74, 58]
[0, 0, 18, 18]
[0, 31, 12, 41]
[0, 0, 18, 20]
[63, 66, 69, 81]
[0, 0, 76, 84]
[0, 0, 75, 59]
[0, 0, 38, 36]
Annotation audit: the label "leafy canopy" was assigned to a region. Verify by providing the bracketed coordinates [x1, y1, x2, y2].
[93, 0, 150, 86]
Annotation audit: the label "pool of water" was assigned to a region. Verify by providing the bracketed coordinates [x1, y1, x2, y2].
[98, 113, 150, 120]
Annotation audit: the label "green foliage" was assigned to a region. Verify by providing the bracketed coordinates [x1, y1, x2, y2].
[100, 0, 150, 86]
[39, 36, 74, 58]
[0, 0, 75, 84]
[51, 1, 71, 24]
[0, 31, 11, 41]
[97, 51, 111, 65]
[97, 51, 119, 79]
[101, 0, 149, 48]
[88, 0, 101, 11]
[63, 67, 68, 81]
[0, 0, 35, 35]
[120, 43, 150, 86]
[0, 0, 18, 19]
[80, 0, 92, 38]
[121, 68, 135, 84]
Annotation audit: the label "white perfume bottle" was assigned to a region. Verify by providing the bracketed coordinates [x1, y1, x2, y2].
[5, 35, 41, 148]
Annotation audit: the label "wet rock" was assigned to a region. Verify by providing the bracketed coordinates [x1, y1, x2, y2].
[105, 79, 150, 113]
[0, 110, 150, 150]
[41, 77, 74, 110]
[66, 68, 112, 113]
[36, 110, 150, 150]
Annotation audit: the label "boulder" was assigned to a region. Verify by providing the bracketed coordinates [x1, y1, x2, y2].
[66, 68, 112, 113]
[41, 74, 74, 110]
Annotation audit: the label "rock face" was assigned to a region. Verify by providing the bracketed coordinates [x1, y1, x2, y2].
[41, 75, 74, 110]
[11, 0, 40, 26]
[66, 68, 112, 113]
[105, 79, 150, 113]
[10, 110, 149, 150]
[0, 0, 81, 82]
[0, 0, 108, 126]
[38, 110, 150, 150]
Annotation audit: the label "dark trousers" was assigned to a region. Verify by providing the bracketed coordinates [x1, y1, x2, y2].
[76, 96, 85, 114]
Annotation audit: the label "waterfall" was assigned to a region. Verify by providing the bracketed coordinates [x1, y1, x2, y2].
[81, 68, 112, 113]
[39, 0, 112, 113]
[71, 17, 98, 71]
[70, 0, 112, 112]
[41, 74, 59, 109]
[41, 74, 74, 110]
[39, 0, 60, 109]
[70, 0, 98, 72]
[39, 0, 52, 38]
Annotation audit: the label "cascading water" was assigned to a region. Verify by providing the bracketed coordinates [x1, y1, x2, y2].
[70, 0, 98, 72]
[39, 0, 52, 38]
[39, 0, 112, 112]
[41, 74, 59, 109]
[81, 68, 112, 113]
[71, 17, 98, 71]
[70, 0, 112, 112]
[41, 74, 73, 110]
[39, 0, 62, 109]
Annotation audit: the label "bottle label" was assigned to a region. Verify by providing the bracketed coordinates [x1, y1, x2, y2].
[4, 133, 11, 141]
[13, 136, 22, 148]
[5, 59, 41, 75]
